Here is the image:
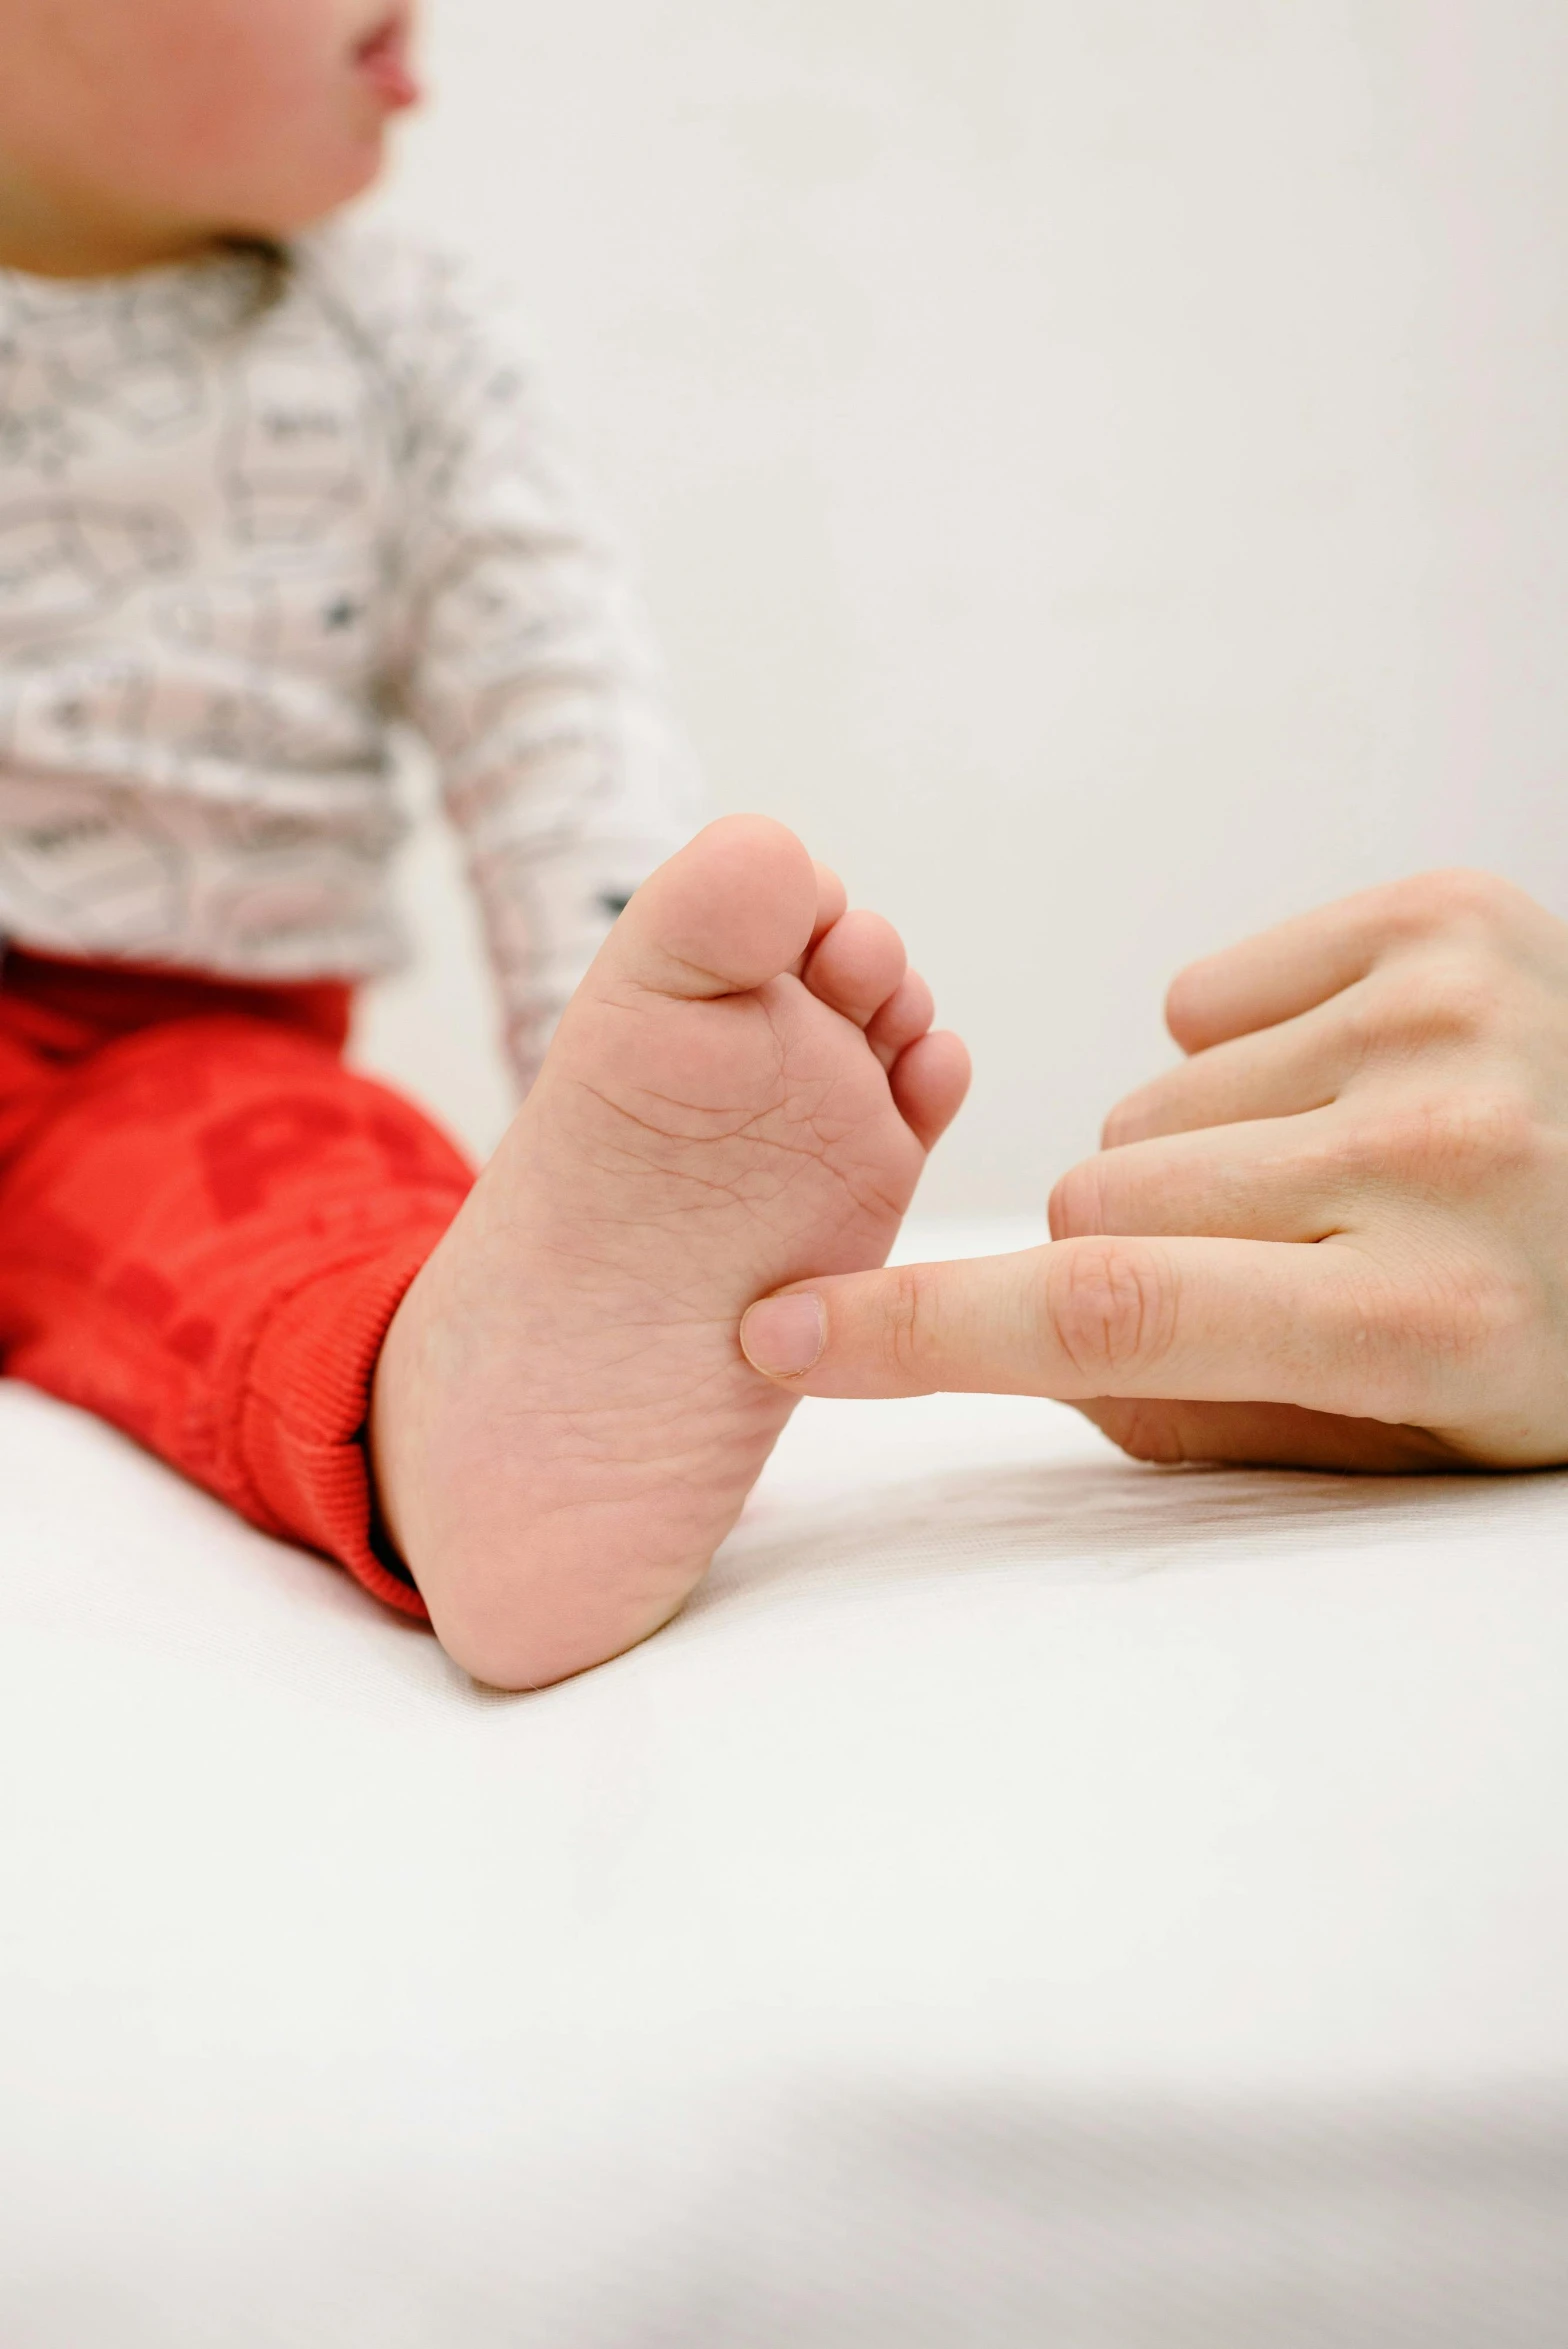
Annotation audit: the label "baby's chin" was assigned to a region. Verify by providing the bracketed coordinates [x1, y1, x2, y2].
[222, 130, 395, 245]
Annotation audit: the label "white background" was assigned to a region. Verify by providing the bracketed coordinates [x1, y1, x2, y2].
[357, 0, 1568, 1211]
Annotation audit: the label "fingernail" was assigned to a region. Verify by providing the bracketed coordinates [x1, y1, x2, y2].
[739, 1293, 827, 1379]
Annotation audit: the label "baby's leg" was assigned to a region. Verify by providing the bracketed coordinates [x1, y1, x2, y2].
[0, 817, 967, 1683]
[0, 965, 473, 1617]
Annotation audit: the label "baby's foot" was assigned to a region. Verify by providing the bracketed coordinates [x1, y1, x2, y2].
[370, 816, 969, 1687]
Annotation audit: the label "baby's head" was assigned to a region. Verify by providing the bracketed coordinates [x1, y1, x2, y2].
[0, 0, 419, 275]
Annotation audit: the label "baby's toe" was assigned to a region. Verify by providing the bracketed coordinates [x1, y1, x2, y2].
[604, 815, 818, 1001]
[802, 863, 849, 962]
[803, 908, 907, 1029]
[890, 1029, 972, 1150]
[865, 969, 935, 1070]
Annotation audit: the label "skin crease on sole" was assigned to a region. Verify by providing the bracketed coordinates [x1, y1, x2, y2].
[368, 815, 971, 1691]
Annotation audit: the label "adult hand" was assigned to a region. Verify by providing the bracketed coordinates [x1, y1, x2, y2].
[739, 871, 1568, 1471]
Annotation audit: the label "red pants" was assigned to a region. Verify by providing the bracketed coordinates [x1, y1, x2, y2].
[0, 947, 476, 1621]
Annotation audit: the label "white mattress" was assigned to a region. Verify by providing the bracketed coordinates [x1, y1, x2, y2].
[3, 1217, 1566, 2347]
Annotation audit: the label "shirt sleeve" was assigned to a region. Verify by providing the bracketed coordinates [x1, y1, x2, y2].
[374, 247, 706, 1093]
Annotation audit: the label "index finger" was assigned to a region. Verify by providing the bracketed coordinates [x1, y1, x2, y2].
[739, 1236, 1435, 1424]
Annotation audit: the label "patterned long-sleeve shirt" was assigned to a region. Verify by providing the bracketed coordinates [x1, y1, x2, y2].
[0, 221, 703, 1088]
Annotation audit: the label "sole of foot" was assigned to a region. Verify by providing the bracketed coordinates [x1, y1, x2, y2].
[369, 815, 970, 1688]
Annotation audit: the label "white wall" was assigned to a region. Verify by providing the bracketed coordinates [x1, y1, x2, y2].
[355, 0, 1568, 1211]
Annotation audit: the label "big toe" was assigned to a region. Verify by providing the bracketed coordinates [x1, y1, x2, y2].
[602, 815, 821, 1000]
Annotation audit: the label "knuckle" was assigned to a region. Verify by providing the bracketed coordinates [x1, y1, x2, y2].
[883, 1261, 937, 1385]
[1322, 1115, 1386, 1186]
[1443, 1085, 1541, 1183]
[1418, 957, 1509, 1044]
[1041, 1238, 1175, 1383]
[1366, 954, 1508, 1051]
[1387, 867, 1525, 941]
[1347, 1085, 1540, 1192]
[1342, 1255, 1533, 1417]
[1406, 1265, 1526, 1377]
[1332, 1267, 1434, 1418]
[1340, 1264, 1405, 1346]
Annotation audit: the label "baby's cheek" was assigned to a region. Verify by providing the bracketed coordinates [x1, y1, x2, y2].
[164, 0, 389, 220]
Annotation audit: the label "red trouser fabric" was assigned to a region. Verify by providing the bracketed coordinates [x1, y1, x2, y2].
[0, 947, 476, 1620]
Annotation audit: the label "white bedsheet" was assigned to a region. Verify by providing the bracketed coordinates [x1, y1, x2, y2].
[2, 1218, 1566, 2346]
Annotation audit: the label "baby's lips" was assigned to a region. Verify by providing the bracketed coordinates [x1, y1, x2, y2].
[739, 1292, 827, 1380]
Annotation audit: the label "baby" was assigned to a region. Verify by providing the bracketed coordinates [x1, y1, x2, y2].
[0, 0, 970, 1685]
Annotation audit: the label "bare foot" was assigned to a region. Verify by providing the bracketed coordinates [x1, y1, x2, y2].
[370, 816, 970, 1687]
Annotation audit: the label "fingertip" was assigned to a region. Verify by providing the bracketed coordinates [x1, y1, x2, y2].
[739, 1290, 827, 1380]
[1164, 965, 1214, 1054]
[739, 1263, 935, 1400]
